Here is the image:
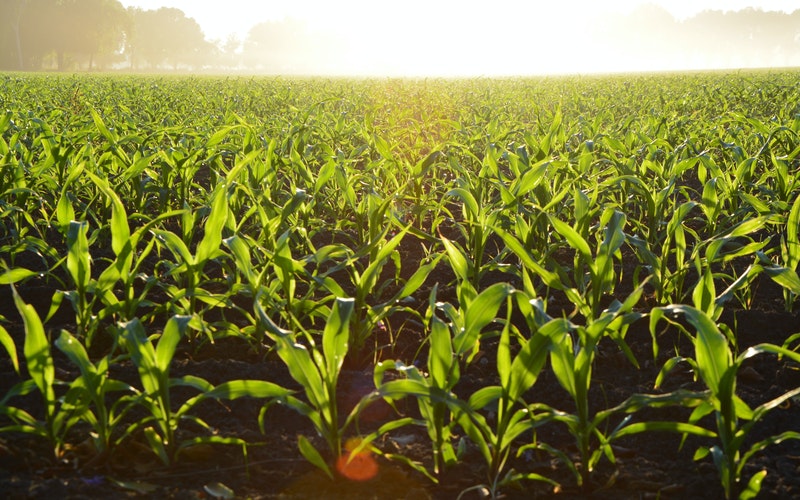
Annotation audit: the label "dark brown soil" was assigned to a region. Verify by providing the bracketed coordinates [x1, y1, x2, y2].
[1, 256, 799, 499]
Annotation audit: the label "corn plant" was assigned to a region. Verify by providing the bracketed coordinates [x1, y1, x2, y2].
[757, 194, 800, 312]
[651, 305, 800, 499]
[627, 199, 699, 304]
[374, 282, 512, 478]
[548, 206, 628, 318]
[120, 315, 292, 465]
[54, 173, 182, 348]
[64, 220, 96, 341]
[538, 283, 648, 489]
[451, 293, 561, 498]
[0, 287, 79, 459]
[87, 172, 180, 324]
[319, 226, 439, 364]
[260, 297, 369, 479]
[151, 182, 231, 326]
[52, 330, 138, 460]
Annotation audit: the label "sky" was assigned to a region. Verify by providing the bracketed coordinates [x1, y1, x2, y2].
[119, 0, 800, 75]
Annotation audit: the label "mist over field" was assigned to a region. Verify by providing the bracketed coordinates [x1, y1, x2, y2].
[1, 0, 800, 75]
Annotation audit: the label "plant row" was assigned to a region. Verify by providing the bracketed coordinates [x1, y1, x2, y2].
[1, 72, 800, 498]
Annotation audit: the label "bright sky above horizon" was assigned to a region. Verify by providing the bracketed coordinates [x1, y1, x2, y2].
[118, 0, 800, 75]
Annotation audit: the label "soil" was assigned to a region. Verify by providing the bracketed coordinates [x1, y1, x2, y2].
[1, 240, 800, 500]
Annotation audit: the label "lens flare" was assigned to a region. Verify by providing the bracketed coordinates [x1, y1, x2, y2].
[335, 438, 378, 482]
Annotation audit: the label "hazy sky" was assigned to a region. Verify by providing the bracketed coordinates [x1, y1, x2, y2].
[119, 1, 800, 75]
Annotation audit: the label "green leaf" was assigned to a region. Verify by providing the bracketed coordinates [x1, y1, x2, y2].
[0, 268, 38, 285]
[66, 221, 91, 292]
[223, 235, 256, 284]
[204, 380, 294, 400]
[456, 283, 510, 355]
[55, 330, 94, 382]
[0, 324, 19, 374]
[89, 107, 117, 147]
[274, 336, 325, 410]
[428, 316, 455, 389]
[298, 435, 333, 479]
[549, 215, 591, 259]
[359, 226, 408, 293]
[787, 195, 800, 269]
[446, 187, 480, 221]
[153, 229, 195, 267]
[156, 316, 191, 374]
[13, 286, 54, 406]
[739, 470, 767, 500]
[143, 426, 169, 465]
[195, 186, 229, 265]
[468, 385, 502, 410]
[613, 421, 716, 439]
[399, 255, 442, 297]
[495, 227, 563, 289]
[314, 159, 337, 195]
[666, 305, 732, 394]
[762, 265, 800, 295]
[507, 325, 554, 402]
[87, 171, 131, 256]
[56, 192, 74, 232]
[692, 267, 716, 315]
[441, 234, 470, 284]
[206, 124, 243, 148]
[373, 135, 394, 161]
[120, 319, 160, 395]
[548, 323, 576, 397]
[322, 297, 354, 376]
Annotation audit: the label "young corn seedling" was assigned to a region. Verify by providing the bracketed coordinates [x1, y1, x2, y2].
[451, 292, 562, 498]
[627, 199, 699, 304]
[151, 183, 231, 331]
[86, 172, 179, 324]
[443, 186, 500, 290]
[320, 224, 438, 365]
[57, 219, 102, 345]
[650, 305, 800, 499]
[757, 194, 800, 312]
[441, 149, 508, 291]
[52, 329, 138, 461]
[121, 315, 292, 465]
[374, 282, 512, 479]
[54, 174, 184, 349]
[0, 287, 80, 459]
[538, 282, 649, 490]
[548, 206, 628, 319]
[260, 297, 373, 480]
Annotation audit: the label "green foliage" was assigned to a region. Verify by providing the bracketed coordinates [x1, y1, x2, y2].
[1, 72, 799, 495]
[651, 305, 800, 499]
[260, 297, 362, 478]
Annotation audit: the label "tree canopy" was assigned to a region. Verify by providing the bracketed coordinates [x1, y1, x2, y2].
[0, 3, 798, 73]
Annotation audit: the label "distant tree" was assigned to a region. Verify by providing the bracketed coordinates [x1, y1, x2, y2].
[51, 0, 129, 70]
[0, 0, 57, 70]
[216, 34, 242, 70]
[127, 7, 212, 70]
[682, 8, 800, 68]
[593, 6, 800, 72]
[243, 19, 314, 73]
[0, 0, 128, 71]
[0, 0, 27, 69]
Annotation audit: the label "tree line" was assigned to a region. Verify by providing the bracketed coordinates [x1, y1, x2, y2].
[597, 5, 800, 71]
[0, 0, 216, 71]
[0, 1, 798, 73]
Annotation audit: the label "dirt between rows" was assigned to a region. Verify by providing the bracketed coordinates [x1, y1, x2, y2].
[1, 261, 799, 499]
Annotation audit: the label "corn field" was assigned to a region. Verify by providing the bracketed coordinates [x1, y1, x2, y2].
[1, 71, 800, 499]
